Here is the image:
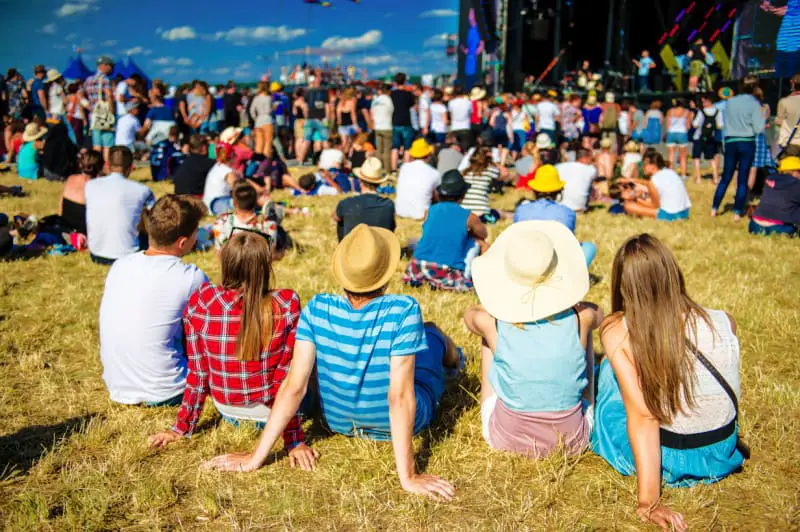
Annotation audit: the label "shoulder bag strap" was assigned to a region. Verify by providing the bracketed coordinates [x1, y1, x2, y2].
[778, 113, 800, 158]
[686, 340, 738, 413]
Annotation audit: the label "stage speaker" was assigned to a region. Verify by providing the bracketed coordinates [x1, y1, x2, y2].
[531, 18, 550, 41]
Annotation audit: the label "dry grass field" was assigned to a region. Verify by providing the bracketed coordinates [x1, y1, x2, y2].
[0, 167, 798, 530]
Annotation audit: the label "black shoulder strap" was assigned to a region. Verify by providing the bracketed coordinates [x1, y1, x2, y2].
[686, 340, 738, 414]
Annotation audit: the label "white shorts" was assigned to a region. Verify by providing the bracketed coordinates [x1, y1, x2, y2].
[480, 395, 498, 448]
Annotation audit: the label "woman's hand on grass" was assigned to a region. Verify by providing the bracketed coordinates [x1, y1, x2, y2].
[200, 451, 262, 472]
[147, 430, 182, 449]
[288, 443, 320, 471]
[637, 502, 688, 531]
[400, 474, 455, 502]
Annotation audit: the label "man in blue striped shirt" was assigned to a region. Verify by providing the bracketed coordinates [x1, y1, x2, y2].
[203, 224, 460, 501]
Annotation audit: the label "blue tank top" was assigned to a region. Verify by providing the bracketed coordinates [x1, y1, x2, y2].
[643, 111, 663, 144]
[493, 112, 508, 132]
[413, 202, 472, 271]
[490, 309, 588, 412]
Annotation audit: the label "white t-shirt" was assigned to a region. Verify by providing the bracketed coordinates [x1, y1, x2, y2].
[622, 152, 642, 176]
[537, 101, 561, 130]
[395, 160, 442, 219]
[418, 93, 432, 129]
[49, 83, 66, 116]
[115, 81, 130, 116]
[85, 173, 155, 260]
[510, 109, 527, 130]
[203, 163, 234, 210]
[556, 162, 597, 211]
[692, 106, 724, 141]
[371, 94, 394, 131]
[318, 148, 344, 170]
[430, 102, 448, 133]
[99, 252, 208, 404]
[652, 168, 691, 214]
[115, 113, 141, 147]
[448, 97, 472, 131]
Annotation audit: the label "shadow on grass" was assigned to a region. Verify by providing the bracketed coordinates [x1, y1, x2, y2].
[0, 414, 98, 480]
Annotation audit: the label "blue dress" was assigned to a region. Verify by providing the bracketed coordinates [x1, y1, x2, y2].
[642, 111, 663, 146]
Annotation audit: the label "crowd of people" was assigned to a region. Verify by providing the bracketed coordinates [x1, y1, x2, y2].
[3, 54, 800, 530]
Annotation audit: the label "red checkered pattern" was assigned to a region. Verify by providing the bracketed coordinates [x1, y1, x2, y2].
[83, 73, 111, 109]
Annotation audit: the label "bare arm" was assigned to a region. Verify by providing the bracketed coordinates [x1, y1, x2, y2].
[467, 212, 489, 241]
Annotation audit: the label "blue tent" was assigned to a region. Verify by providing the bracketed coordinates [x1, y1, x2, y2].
[125, 57, 149, 84]
[62, 54, 93, 80]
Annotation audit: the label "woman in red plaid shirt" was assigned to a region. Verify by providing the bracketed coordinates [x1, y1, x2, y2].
[148, 231, 318, 469]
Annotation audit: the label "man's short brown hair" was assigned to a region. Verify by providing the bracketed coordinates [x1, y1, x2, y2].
[143, 195, 208, 247]
[108, 146, 134, 173]
[232, 182, 258, 211]
[188, 134, 208, 154]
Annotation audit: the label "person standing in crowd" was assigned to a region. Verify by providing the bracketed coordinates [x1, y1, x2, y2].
[560, 94, 582, 146]
[186, 80, 210, 134]
[29, 65, 48, 120]
[271, 81, 291, 158]
[46, 69, 67, 123]
[222, 81, 242, 131]
[489, 102, 512, 165]
[776, 73, 800, 153]
[621, 150, 691, 221]
[391, 73, 417, 171]
[665, 98, 692, 178]
[84, 56, 116, 162]
[469, 86, 487, 146]
[395, 139, 441, 220]
[633, 50, 656, 92]
[303, 75, 332, 165]
[582, 93, 603, 148]
[535, 91, 560, 146]
[599, 93, 620, 152]
[334, 157, 395, 241]
[448, 86, 473, 152]
[66, 82, 90, 147]
[641, 100, 664, 151]
[713, 75, 765, 220]
[99, 195, 208, 406]
[249, 81, 273, 160]
[593, 234, 744, 532]
[371, 83, 394, 175]
[337, 87, 359, 154]
[356, 87, 372, 135]
[85, 146, 155, 265]
[428, 89, 449, 146]
[692, 94, 723, 184]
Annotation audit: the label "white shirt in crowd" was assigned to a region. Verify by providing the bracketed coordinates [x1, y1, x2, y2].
[85, 173, 155, 260]
[459, 147, 503, 173]
[448, 97, 472, 131]
[49, 83, 66, 117]
[652, 168, 692, 214]
[100, 252, 208, 404]
[115, 113, 141, 148]
[203, 162, 235, 210]
[622, 152, 642, 177]
[318, 148, 345, 170]
[692, 106, 725, 141]
[395, 160, 442, 220]
[429, 102, 448, 134]
[371, 94, 394, 131]
[510, 109, 527, 131]
[313, 172, 341, 196]
[556, 161, 597, 212]
[418, 92, 432, 129]
[115, 81, 130, 116]
[537, 100, 561, 130]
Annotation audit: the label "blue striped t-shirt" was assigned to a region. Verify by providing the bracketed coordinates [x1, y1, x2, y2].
[296, 294, 428, 440]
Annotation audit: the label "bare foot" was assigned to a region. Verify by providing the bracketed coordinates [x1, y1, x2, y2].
[710, 209, 718, 217]
[733, 214, 742, 222]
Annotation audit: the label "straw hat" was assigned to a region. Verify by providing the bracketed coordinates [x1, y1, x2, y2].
[219, 126, 242, 145]
[332, 224, 401, 294]
[22, 123, 47, 142]
[599, 137, 613, 149]
[779, 156, 800, 172]
[355, 157, 387, 184]
[408, 138, 433, 159]
[624, 140, 639, 153]
[471, 221, 589, 323]
[469, 87, 487, 101]
[528, 164, 565, 193]
[535, 133, 553, 150]
[46, 69, 62, 83]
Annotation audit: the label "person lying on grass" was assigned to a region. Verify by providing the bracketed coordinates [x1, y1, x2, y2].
[202, 224, 460, 501]
[100, 194, 208, 406]
[592, 234, 745, 531]
[149, 231, 316, 468]
[464, 221, 603, 458]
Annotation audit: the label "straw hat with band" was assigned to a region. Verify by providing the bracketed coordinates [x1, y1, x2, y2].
[528, 164, 565, 193]
[332, 224, 401, 294]
[535, 133, 554, 150]
[471, 221, 589, 323]
[46, 69, 62, 83]
[220, 126, 243, 145]
[470, 87, 487, 101]
[779, 156, 800, 172]
[22, 123, 47, 142]
[624, 140, 639, 153]
[355, 157, 387, 184]
[437, 169, 471, 197]
[408, 138, 433, 159]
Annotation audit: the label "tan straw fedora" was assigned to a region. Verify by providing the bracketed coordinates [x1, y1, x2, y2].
[354, 157, 387, 184]
[22, 123, 47, 142]
[471, 221, 589, 323]
[332, 224, 401, 294]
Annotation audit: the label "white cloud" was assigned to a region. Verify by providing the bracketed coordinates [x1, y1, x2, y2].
[212, 25, 307, 45]
[123, 46, 152, 56]
[160, 26, 197, 41]
[54, 43, 68, 50]
[101, 39, 118, 46]
[40, 23, 57, 34]
[65, 33, 78, 42]
[152, 57, 172, 66]
[160, 67, 176, 75]
[210, 67, 231, 75]
[321, 30, 382, 52]
[55, 3, 90, 17]
[236, 62, 253, 70]
[423, 33, 449, 48]
[419, 9, 458, 18]
[175, 57, 193, 66]
[361, 54, 393, 66]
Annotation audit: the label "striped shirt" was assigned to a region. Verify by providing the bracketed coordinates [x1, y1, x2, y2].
[296, 294, 428, 440]
[461, 166, 500, 216]
[777, 0, 800, 53]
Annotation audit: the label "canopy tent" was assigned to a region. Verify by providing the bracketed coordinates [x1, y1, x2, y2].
[62, 54, 93, 81]
[111, 57, 150, 83]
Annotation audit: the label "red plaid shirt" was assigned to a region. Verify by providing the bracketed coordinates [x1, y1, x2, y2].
[173, 284, 304, 449]
[83, 72, 111, 109]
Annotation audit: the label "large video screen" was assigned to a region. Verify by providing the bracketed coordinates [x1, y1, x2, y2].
[733, 0, 800, 79]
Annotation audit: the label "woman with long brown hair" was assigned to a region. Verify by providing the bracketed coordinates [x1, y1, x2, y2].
[592, 234, 745, 531]
[148, 232, 318, 470]
[336, 87, 359, 153]
[250, 81, 273, 159]
[461, 147, 502, 222]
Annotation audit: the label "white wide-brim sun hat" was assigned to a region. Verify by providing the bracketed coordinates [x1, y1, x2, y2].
[471, 221, 589, 323]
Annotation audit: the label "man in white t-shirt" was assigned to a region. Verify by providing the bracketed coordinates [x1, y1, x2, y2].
[371, 83, 394, 174]
[115, 101, 142, 149]
[100, 194, 209, 406]
[448, 88, 473, 151]
[396, 139, 441, 219]
[85, 146, 155, 264]
[536, 93, 561, 144]
[556, 148, 598, 212]
[115, 76, 133, 117]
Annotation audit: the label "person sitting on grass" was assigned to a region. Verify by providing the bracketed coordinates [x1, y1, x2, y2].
[17, 123, 48, 180]
[749, 155, 800, 236]
[99, 195, 209, 406]
[213, 182, 282, 255]
[514, 164, 597, 267]
[203, 142, 242, 215]
[592, 234, 745, 532]
[396, 138, 441, 220]
[403, 170, 488, 292]
[334, 157, 395, 241]
[294, 171, 341, 197]
[60, 149, 104, 237]
[173, 134, 215, 197]
[465, 221, 603, 457]
[619, 150, 691, 221]
[85, 146, 156, 265]
[461, 147, 506, 223]
[348, 131, 374, 171]
[148, 231, 316, 466]
[202, 224, 460, 500]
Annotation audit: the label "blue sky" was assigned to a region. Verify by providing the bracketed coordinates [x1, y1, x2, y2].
[3, 0, 461, 83]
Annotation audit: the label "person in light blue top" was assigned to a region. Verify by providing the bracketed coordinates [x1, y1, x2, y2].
[632, 50, 656, 92]
[713, 75, 766, 220]
[761, 0, 800, 78]
[17, 124, 48, 179]
[201, 224, 461, 502]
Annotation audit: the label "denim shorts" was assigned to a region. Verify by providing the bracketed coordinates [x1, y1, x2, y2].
[91, 130, 115, 148]
[338, 125, 358, 137]
[303, 119, 329, 143]
[666, 132, 690, 146]
[392, 126, 416, 150]
[657, 208, 690, 221]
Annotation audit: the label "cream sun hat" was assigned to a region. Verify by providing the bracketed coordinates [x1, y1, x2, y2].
[355, 157, 387, 184]
[471, 221, 589, 323]
[332, 224, 401, 294]
[219, 126, 242, 145]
